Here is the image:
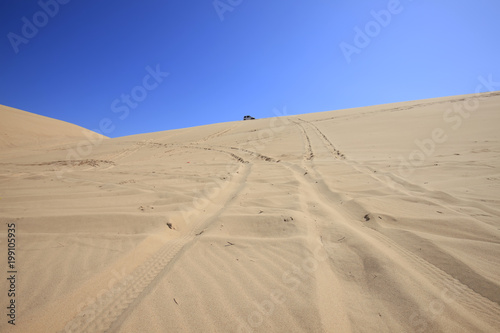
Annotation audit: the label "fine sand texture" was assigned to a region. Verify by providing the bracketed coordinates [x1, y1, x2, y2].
[1, 91, 500, 332]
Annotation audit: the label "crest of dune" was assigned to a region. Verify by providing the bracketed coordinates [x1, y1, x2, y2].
[0, 104, 107, 150]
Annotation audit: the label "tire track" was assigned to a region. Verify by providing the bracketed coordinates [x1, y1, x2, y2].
[199, 124, 238, 143]
[274, 151, 500, 330]
[102, 141, 143, 162]
[297, 118, 344, 159]
[184, 145, 249, 164]
[144, 140, 281, 165]
[58, 174, 157, 194]
[148, 239, 312, 332]
[60, 163, 251, 332]
[367, 229, 500, 328]
[299, 118, 500, 224]
[226, 146, 280, 163]
[201, 144, 281, 163]
[165, 143, 250, 164]
[293, 119, 500, 323]
[290, 120, 314, 161]
[160, 246, 240, 331]
[111, 141, 251, 165]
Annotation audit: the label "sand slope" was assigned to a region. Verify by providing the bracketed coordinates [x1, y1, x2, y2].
[0, 104, 107, 156]
[0, 92, 499, 332]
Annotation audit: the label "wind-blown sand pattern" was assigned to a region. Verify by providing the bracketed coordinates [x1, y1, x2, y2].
[1, 92, 499, 332]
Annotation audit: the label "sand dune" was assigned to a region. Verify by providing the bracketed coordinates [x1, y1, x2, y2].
[0, 105, 108, 152]
[1, 92, 500, 332]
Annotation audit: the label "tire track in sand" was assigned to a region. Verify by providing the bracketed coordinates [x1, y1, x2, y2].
[60, 162, 251, 333]
[290, 119, 314, 161]
[198, 124, 239, 143]
[296, 118, 344, 159]
[299, 117, 500, 224]
[290, 119, 500, 330]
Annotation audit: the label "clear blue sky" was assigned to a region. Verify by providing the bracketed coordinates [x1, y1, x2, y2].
[1, 0, 499, 138]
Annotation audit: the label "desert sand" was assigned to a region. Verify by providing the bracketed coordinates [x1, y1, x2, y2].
[1, 91, 500, 332]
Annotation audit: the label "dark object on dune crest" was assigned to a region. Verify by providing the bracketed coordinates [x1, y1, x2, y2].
[243, 115, 255, 120]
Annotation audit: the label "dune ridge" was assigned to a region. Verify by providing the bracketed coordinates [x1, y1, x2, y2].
[0, 104, 107, 151]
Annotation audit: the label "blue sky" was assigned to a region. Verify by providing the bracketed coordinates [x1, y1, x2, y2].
[1, 0, 499, 138]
